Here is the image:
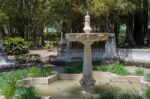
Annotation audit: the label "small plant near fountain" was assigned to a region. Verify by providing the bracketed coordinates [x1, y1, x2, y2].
[64, 63, 129, 76]
[64, 63, 83, 74]
[95, 64, 128, 75]
[88, 91, 144, 99]
[44, 41, 53, 51]
[95, 91, 144, 99]
[12, 86, 41, 99]
[0, 67, 51, 98]
[144, 87, 150, 99]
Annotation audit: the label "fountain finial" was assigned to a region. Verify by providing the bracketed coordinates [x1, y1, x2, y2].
[83, 12, 92, 33]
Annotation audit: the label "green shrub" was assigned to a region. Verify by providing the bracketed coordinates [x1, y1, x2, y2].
[44, 32, 60, 40]
[97, 91, 116, 99]
[135, 68, 144, 76]
[64, 63, 83, 74]
[144, 87, 150, 99]
[0, 82, 16, 99]
[12, 86, 41, 99]
[0, 67, 51, 98]
[96, 91, 143, 99]
[15, 54, 40, 63]
[44, 41, 53, 49]
[3, 37, 29, 55]
[117, 93, 143, 99]
[27, 67, 51, 78]
[0, 71, 22, 98]
[96, 64, 128, 75]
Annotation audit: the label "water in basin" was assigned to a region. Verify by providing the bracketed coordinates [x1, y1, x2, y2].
[32, 79, 145, 99]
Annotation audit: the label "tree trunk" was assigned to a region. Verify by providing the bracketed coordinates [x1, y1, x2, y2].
[125, 13, 136, 47]
[143, 0, 148, 45]
[133, 0, 145, 46]
[114, 19, 119, 46]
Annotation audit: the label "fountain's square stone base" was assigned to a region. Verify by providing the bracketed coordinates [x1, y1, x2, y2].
[80, 78, 96, 94]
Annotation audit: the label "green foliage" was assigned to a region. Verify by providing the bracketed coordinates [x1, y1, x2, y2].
[15, 54, 41, 63]
[145, 72, 150, 76]
[117, 93, 143, 99]
[44, 32, 60, 39]
[144, 87, 150, 99]
[27, 67, 51, 78]
[0, 67, 51, 98]
[96, 91, 143, 99]
[135, 68, 144, 76]
[97, 91, 116, 99]
[3, 37, 29, 55]
[95, 64, 128, 75]
[44, 41, 53, 49]
[12, 86, 41, 99]
[64, 63, 83, 74]
[0, 11, 8, 24]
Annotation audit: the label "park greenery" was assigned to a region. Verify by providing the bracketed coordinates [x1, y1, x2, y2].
[12, 86, 41, 99]
[44, 41, 53, 50]
[0, 67, 51, 98]
[95, 63, 128, 75]
[0, 0, 149, 99]
[95, 91, 144, 99]
[0, 65, 149, 99]
[0, 0, 148, 47]
[2, 37, 29, 55]
[15, 54, 41, 63]
[64, 63, 128, 75]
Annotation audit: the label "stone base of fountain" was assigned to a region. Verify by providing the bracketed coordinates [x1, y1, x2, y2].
[80, 78, 96, 95]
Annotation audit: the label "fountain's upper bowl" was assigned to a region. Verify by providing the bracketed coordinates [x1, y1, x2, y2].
[66, 33, 109, 44]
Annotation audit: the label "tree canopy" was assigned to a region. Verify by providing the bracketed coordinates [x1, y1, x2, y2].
[0, 0, 148, 47]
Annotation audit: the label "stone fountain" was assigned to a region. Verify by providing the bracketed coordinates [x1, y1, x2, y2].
[66, 13, 109, 94]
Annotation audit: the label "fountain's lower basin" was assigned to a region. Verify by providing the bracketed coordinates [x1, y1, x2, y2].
[17, 72, 149, 99]
[33, 80, 146, 99]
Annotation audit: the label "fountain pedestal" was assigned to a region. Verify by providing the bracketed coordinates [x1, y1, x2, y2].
[80, 42, 96, 94]
[66, 13, 109, 95]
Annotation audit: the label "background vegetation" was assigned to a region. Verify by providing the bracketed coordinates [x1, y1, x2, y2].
[0, 0, 148, 47]
[2, 37, 29, 55]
